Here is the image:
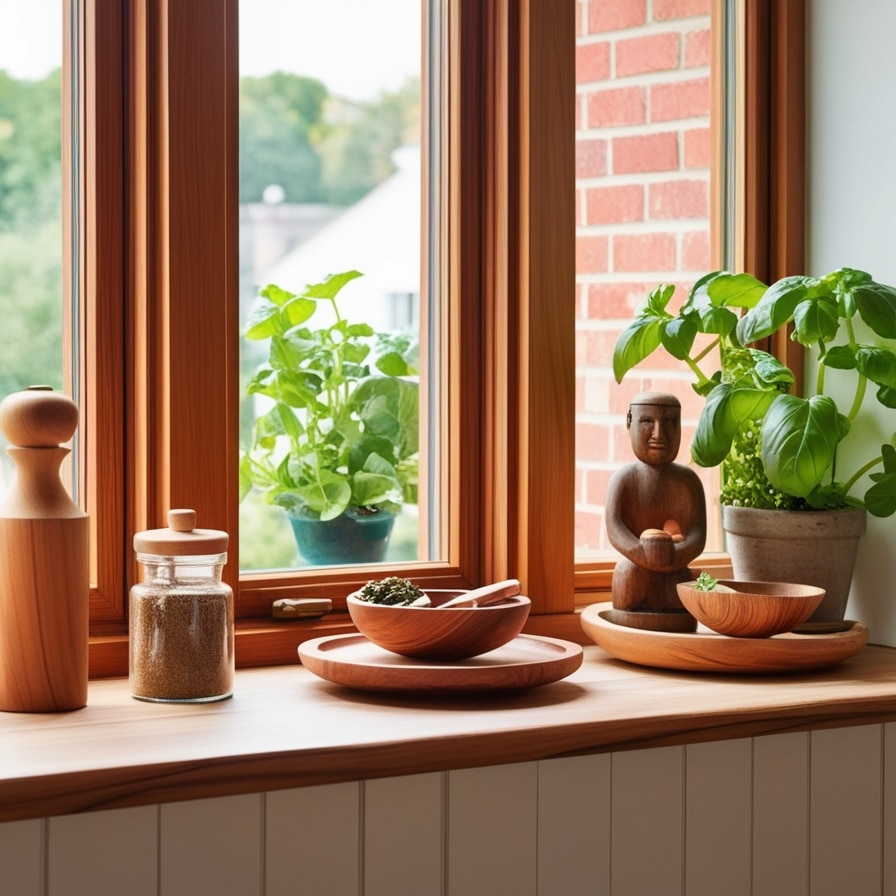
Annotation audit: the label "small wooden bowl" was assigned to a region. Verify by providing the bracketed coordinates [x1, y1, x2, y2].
[676, 580, 825, 638]
[347, 590, 532, 660]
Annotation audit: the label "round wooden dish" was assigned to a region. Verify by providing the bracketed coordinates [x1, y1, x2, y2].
[676, 579, 824, 638]
[581, 602, 868, 674]
[298, 634, 583, 692]
[347, 590, 531, 660]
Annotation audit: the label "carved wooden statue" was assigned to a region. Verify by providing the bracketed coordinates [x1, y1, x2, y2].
[605, 392, 706, 632]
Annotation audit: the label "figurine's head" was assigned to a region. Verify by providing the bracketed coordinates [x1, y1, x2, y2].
[626, 392, 681, 465]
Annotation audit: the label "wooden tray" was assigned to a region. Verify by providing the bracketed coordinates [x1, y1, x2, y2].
[298, 634, 583, 692]
[580, 602, 868, 674]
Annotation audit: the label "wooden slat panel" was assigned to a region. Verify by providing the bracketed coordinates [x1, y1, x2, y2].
[537, 753, 611, 896]
[364, 773, 444, 896]
[885, 723, 896, 896]
[753, 731, 810, 894]
[611, 746, 684, 895]
[810, 725, 882, 896]
[266, 783, 360, 896]
[0, 819, 42, 896]
[2, 647, 896, 823]
[160, 794, 262, 896]
[48, 806, 157, 896]
[127, 0, 239, 583]
[447, 762, 538, 896]
[685, 738, 752, 896]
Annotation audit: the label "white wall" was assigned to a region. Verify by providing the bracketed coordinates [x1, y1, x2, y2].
[808, 1, 896, 645]
[2, 725, 893, 896]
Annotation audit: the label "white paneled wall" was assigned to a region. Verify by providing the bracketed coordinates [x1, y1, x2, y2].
[2, 723, 894, 896]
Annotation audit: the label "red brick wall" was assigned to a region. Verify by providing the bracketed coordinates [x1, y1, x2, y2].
[575, 0, 720, 555]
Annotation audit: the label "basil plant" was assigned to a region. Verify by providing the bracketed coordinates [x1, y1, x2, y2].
[613, 267, 896, 517]
[239, 270, 419, 522]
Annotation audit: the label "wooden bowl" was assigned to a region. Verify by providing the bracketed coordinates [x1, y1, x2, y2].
[676, 580, 825, 638]
[346, 590, 532, 660]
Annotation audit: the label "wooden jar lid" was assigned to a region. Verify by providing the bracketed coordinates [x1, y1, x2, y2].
[133, 509, 229, 555]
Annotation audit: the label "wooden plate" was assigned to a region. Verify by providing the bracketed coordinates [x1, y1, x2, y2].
[298, 634, 583, 692]
[581, 602, 868, 674]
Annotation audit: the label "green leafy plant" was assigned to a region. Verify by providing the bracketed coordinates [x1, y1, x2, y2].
[613, 267, 896, 517]
[694, 572, 720, 592]
[239, 270, 419, 522]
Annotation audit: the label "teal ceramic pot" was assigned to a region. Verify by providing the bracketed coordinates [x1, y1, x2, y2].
[287, 506, 395, 566]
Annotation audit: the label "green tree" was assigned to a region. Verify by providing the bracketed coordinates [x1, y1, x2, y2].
[0, 69, 63, 393]
[317, 78, 420, 205]
[239, 72, 328, 203]
[0, 69, 62, 230]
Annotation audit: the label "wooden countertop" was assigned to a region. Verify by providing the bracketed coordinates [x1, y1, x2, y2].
[3, 642, 896, 823]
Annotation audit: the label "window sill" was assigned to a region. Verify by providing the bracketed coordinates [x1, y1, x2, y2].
[4, 640, 896, 823]
[87, 612, 591, 678]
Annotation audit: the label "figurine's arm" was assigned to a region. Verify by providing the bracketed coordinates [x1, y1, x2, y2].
[671, 468, 708, 566]
[606, 469, 677, 570]
[604, 471, 642, 560]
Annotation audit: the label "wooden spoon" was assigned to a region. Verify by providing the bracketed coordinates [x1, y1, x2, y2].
[436, 579, 521, 609]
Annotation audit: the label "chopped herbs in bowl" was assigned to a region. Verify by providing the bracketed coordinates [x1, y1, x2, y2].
[357, 577, 427, 607]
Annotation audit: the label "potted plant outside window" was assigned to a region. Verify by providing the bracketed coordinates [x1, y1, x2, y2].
[239, 270, 419, 566]
[613, 267, 896, 622]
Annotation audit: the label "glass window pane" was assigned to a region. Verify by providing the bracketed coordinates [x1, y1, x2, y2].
[574, 1, 722, 559]
[0, 1, 64, 490]
[238, 0, 430, 571]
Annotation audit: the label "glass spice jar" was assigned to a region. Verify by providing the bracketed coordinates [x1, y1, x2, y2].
[129, 509, 234, 703]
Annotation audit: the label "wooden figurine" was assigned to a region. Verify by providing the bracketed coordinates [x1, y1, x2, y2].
[0, 387, 89, 711]
[605, 392, 706, 632]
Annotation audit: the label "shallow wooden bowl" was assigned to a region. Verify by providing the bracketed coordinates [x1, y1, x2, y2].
[346, 590, 532, 660]
[676, 580, 825, 638]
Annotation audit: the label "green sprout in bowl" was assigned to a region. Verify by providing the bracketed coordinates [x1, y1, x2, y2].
[693, 572, 736, 593]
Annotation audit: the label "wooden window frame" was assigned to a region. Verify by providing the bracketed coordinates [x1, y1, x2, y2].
[79, 0, 804, 677]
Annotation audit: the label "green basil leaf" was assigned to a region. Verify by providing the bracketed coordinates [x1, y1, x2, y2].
[698, 305, 739, 337]
[244, 298, 284, 339]
[691, 383, 775, 467]
[821, 345, 857, 370]
[300, 269, 363, 300]
[855, 346, 896, 389]
[293, 471, 352, 521]
[736, 275, 813, 344]
[760, 394, 849, 497]
[792, 296, 839, 344]
[876, 384, 896, 409]
[865, 468, 896, 517]
[854, 281, 896, 338]
[749, 349, 795, 389]
[260, 284, 297, 307]
[705, 271, 767, 309]
[282, 295, 317, 328]
[613, 317, 663, 382]
[660, 314, 698, 360]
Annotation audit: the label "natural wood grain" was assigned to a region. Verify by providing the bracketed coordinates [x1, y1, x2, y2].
[0, 390, 89, 712]
[581, 602, 867, 673]
[676, 580, 824, 638]
[298, 633, 581, 691]
[346, 592, 531, 660]
[2, 642, 896, 823]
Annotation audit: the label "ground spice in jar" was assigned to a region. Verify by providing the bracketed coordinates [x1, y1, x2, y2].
[129, 510, 234, 703]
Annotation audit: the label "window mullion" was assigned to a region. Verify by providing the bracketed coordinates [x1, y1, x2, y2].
[126, 0, 239, 586]
[476, 0, 575, 612]
[77, 0, 127, 650]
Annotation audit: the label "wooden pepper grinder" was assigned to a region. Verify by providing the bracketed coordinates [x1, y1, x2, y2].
[0, 386, 89, 711]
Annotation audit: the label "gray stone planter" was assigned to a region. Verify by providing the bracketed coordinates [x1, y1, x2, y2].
[721, 506, 867, 624]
